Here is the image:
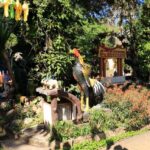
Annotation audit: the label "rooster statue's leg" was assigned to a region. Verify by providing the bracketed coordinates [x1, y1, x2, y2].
[85, 97, 89, 112]
[80, 92, 84, 111]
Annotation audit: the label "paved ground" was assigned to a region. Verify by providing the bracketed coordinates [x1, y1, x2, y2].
[1, 131, 150, 150]
[2, 144, 49, 150]
[1, 139, 49, 150]
[1, 127, 50, 150]
[101, 131, 150, 150]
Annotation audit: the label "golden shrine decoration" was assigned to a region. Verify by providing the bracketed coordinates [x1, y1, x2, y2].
[98, 45, 126, 59]
[0, 0, 29, 22]
[98, 45, 126, 77]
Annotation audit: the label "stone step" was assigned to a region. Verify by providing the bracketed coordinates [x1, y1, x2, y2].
[20, 124, 50, 147]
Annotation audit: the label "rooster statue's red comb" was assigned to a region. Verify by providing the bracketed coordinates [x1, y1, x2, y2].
[69, 48, 80, 57]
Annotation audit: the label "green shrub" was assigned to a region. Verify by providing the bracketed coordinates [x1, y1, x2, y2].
[104, 98, 149, 130]
[89, 109, 118, 131]
[105, 101, 132, 125]
[104, 85, 150, 131]
[51, 121, 91, 141]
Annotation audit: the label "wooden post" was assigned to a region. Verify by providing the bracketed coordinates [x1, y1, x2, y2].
[117, 58, 123, 76]
[100, 58, 103, 77]
[120, 58, 123, 76]
[51, 96, 58, 124]
[100, 58, 106, 77]
[117, 58, 120, 76]
[103, 58, 106, 77]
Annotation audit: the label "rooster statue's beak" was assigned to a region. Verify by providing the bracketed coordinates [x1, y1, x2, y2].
[68, 49, 74, 54]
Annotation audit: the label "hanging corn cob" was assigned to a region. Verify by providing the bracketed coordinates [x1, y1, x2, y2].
[22, 1, 29, 22]
[14, 0, 22, 21]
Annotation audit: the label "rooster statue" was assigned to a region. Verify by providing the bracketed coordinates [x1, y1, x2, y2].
[69, 48, 105, 112]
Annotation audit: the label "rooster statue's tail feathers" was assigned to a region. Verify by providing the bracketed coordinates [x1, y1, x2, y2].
[89, 78, 105, 97]
[93, 80, 105, 96]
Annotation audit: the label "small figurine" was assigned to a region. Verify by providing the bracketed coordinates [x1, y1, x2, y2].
[41, 76, 59, 90]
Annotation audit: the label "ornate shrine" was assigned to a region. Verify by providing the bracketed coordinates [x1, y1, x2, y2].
[98, 45, 126, 77]
[36, 87, 82, 125]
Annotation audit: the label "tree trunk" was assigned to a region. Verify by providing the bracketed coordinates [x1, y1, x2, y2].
[2, 51, 15, 85]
